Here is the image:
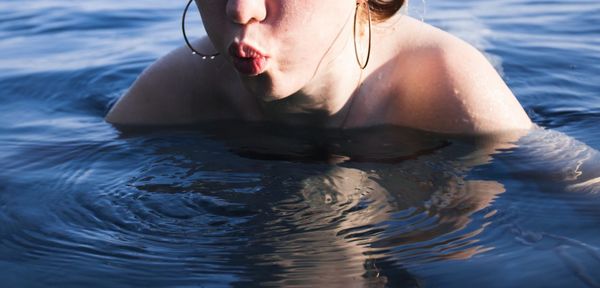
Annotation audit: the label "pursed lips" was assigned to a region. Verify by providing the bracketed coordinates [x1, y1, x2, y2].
[228, 42, 269, 76]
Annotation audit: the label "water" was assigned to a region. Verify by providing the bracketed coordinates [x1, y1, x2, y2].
[1, 0, 599, 287]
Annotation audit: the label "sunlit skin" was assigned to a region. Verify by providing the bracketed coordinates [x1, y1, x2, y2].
[102, 2, 600, 282]
[105, 0, 532, 134]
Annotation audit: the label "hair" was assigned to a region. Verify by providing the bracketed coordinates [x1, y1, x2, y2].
[369, 0, 406, 22]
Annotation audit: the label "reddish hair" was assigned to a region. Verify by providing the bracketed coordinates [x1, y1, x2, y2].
[369, 0, 406, 22]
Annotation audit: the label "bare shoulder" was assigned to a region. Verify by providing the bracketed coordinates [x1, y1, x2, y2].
[105, 37, 240, 126]
[390, 17, 532, 134]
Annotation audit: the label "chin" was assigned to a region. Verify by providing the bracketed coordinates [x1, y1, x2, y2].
[240, 73, 298, 103]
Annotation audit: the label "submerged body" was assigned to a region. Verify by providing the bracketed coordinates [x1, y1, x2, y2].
[106, 0, 531, 135]
[4, 1, 600, 286]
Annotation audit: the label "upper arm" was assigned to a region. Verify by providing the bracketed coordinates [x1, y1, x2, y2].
[400, 34, 532, 135]
[440, 42, 532, 134]
[105, 40, 232, 126]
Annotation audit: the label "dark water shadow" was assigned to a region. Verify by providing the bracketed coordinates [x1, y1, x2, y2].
[111, 121, 522, 287]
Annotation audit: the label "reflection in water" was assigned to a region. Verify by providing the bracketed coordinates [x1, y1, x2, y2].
[123, 123, 514, 286]
[1, 0, 600, 286]
[3, 122, 600, 286]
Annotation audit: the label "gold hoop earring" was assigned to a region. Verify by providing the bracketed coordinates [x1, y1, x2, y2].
[182, 0, 220, 59]
[353, 1, 372, 70]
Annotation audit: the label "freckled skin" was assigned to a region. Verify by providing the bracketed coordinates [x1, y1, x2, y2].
[106, 0, 532, 134]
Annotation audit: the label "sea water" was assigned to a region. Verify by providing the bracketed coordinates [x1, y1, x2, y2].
[1, 1, 599, 287]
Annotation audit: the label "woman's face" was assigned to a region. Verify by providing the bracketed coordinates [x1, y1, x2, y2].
[196, 0, 356, 101]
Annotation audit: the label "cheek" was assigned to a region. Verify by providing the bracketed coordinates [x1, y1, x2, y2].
[271, 8, 348, 71]
[197, 3, 228, 46]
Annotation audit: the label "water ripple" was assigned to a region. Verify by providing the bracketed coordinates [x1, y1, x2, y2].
[1, 0, 600, 286]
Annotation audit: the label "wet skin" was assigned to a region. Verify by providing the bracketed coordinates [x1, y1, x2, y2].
[105, 1, 532, 134]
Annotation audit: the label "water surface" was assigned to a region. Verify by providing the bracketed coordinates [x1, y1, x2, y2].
[1, 0, 599, 287]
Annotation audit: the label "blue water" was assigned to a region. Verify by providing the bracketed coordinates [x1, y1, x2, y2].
[1, 0, 600, 287]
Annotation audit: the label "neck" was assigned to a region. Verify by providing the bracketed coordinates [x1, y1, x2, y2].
[259, 24, 367, 128]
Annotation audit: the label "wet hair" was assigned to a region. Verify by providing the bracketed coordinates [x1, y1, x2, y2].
[369, 0, 406, 22]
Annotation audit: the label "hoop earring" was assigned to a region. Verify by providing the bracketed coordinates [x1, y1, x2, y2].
[182, 0, 220, 59]
[353, 1, 372, 70]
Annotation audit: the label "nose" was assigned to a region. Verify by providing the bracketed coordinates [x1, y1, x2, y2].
[226, 0, 267, 25]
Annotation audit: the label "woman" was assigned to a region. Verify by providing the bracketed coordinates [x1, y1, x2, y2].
[106, 0, 531, 134]
[105, 2, 600, 283]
